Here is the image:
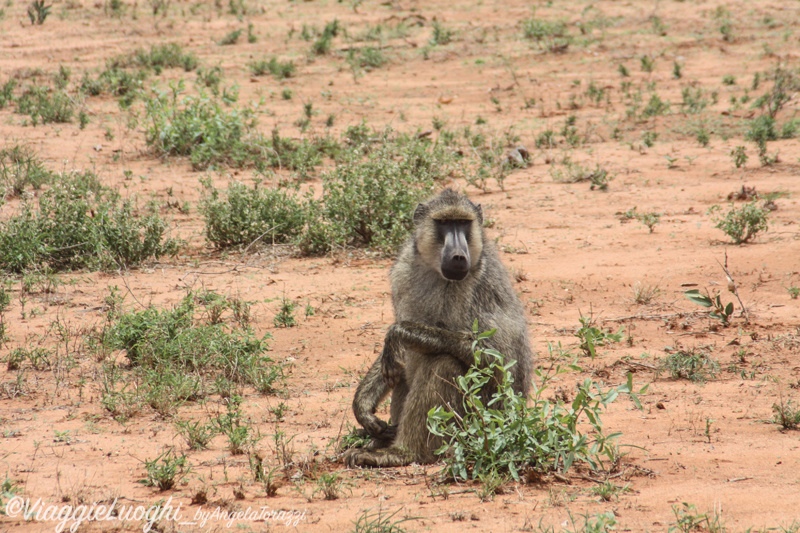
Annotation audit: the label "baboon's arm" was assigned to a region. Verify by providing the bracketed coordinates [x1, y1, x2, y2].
[381, 321, 474, 386]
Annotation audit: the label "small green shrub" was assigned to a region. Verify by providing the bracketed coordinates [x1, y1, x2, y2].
[637, 211, 661, 233]
[672, 61, 683, 79]
[106, 291, 277, 383]
[199, 180, 308, 248]
[81, 67, 147, 100]
[745, 115, 778, 164]
[27, 0, 51, 25]
[0, 80, 17, 108]
[247, 57, 296, 79]
[659, 349, 719, 383]
[730, 146, 748, 168]
[145, 88, 324, 171]
[108, 43, 198, 73]
[212, 396, 260, 454]
[575, 315, 623, 358]
[772, 398, 800, 430]
[219, 28, 243, 46]
[428, 329, 644, 482]
[274, 296, 297, 328]
[347, 47, 388, 72]
[0, 145, 52, 196]
[642, 94, 670, 117]
[670, 502, 725, 533]
[550, 161, 613, 191]
[311, 19, 341, 55]
[681, 87, 709, 114]
[751, 67, 799, 119]
[144, 88, 259, 170]
[430, 20, 455, 45]
[141, 449, 191, 491]
[102, 291, 282, 418]
[353, 508, 416, 533]
[0, 171, 179, 272]
[709, 202, 769, 244]
[685, 288, 734, 325]
[16, 85, 75, 125]
[175, 419, 219, 450]
[522, 18, 569, 50]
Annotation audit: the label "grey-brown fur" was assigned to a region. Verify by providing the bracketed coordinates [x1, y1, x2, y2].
[346, 189, 533, 468]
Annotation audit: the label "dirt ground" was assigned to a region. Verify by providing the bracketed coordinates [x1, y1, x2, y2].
[2, 0, 800, 531]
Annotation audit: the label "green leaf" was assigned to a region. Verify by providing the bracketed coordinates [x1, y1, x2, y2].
[684, 289, 713, 307]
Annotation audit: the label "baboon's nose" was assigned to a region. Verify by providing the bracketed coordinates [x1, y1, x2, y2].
[441, 253, 470, 280]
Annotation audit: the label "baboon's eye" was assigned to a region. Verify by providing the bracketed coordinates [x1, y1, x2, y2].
[433, 218, 471, 224]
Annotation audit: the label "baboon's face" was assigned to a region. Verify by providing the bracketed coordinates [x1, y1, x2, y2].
[435, 219, 473, 281]
[414, 193, 484, 282]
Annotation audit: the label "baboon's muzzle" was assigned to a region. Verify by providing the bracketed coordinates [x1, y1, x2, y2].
[440, 224, 471, 281]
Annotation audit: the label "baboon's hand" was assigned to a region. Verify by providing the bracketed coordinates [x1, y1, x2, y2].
[360, 417, 389, 437]
[357, 422, 397, 441]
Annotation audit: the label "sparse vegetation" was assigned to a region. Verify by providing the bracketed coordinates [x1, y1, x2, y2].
[670, 502, 725, 533]
[27, 0, 51, 25]
[101, 290, 281, 419]
[2, 2, 799, 529]
[16, 85, 75, 125]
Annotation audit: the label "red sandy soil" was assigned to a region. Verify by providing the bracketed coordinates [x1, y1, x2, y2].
[1, 0, 800, 531]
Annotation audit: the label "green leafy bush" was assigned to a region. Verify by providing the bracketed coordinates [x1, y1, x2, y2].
[247, 57, 296, 79]
[428, 330, 644, 482]
[659, 348, 719, 383]
[145, 88, 259, 170]
[199, 179, 309, 248]
[575, 315, 623, 358]
[708, 202, 769, 244]
[80, 67, 147, 99]
[108, 43, 198, 73]
[684, 289, 734, 325]
[141, 449, 191, 491]
[145, 88, 325, 172]
[0, 145, 52, 196]
[16, 85, 75, 125]
[772, 398, 800, 430]
[0, 171, 179, 272]
[522, 18, 569, 49]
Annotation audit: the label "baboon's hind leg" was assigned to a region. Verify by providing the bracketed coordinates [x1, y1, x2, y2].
[346, 357, 464, 468]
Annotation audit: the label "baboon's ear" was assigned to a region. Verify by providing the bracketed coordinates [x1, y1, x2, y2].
[475, 204, 483, 225]
[413, 203, 428, 225]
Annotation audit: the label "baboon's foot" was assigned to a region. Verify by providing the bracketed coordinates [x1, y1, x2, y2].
[344, 446, 415, 468]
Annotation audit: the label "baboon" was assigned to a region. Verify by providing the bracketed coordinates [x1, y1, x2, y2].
[346, 189, 533, 468]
